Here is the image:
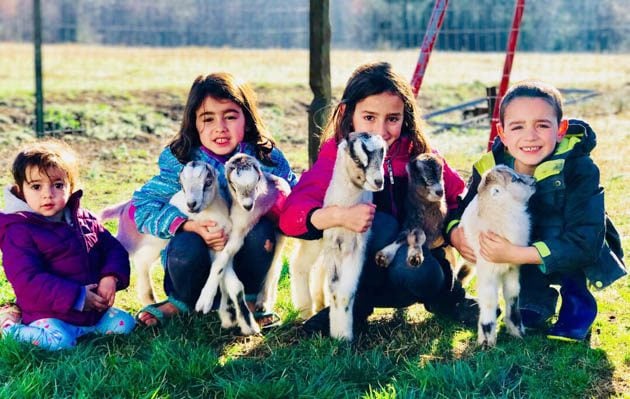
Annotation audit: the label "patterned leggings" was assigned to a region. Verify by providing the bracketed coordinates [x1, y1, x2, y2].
[2, 307, 135, 351]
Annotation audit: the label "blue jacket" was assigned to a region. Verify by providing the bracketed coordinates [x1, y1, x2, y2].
[0, 187, 131, 325]
[446, 119, 625, 289]
[132, 142, 298, 238]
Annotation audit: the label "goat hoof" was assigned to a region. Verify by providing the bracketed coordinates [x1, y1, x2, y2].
[375, 252, 390, 268]
[407, 254, 424, 267]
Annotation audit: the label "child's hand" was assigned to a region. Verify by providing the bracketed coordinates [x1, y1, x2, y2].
[97, 276, 118, 307]
[182, 220, 228, 251]
[274, 177, 291, 197]
[479, 231, 543, 265]
[342, 203, 376, 233]
[479, 231, 516, 263]
[450, 226, 476, 263]
[83, 284, 109, 312]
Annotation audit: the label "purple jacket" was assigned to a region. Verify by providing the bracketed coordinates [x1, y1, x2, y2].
[0, 187, 130, 326]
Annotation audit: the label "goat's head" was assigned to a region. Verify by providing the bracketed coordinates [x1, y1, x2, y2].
[340, 132, 387, 191]
[478, 165, 536, 204]
[407, 153, 444, 202]
[179, 161, 219, 213]
[225, 153, 262, 211]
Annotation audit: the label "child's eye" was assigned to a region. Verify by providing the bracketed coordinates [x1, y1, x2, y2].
[54, 183, 65, 189]
[31, 184, 41, 190]
[364, 115, 375, 122]
[202, 117, 214, 123]
[388, 116, 400, 123]
[537, 123, 551, 129]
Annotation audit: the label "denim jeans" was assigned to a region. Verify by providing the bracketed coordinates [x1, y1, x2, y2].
[163, 217, 278, 309]
[354, 212, 450, 317]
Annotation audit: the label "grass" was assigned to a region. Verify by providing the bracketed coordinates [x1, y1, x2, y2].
[0, 44, 628, 398]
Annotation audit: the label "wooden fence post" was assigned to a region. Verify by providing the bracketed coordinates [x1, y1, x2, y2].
[308, 0, 331, 166]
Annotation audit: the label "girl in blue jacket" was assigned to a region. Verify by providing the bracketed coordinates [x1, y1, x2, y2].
[133, 72, 297, 328]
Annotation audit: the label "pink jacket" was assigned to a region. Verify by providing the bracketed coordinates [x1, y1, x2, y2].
[279, 135, 465, 237]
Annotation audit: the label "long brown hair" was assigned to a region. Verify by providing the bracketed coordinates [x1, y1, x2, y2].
[321, 62, 430, 156]
[169, 72, 276, 164]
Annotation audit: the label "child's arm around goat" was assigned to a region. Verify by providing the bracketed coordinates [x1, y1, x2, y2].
[133, 72, 297, 328]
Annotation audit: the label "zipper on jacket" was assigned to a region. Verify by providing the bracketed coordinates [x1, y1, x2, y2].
[386, 159, 394, 184]
[385, 159, 398, 218]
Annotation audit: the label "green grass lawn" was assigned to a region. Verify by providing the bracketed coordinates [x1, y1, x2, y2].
[0, 45, 628, 398]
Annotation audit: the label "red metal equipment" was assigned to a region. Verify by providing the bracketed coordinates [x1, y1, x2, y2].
[488, 0, 526, 150]
[410, 0, 448, 97]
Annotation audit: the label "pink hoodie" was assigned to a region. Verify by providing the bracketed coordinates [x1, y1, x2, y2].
[279, 135, 465, 237]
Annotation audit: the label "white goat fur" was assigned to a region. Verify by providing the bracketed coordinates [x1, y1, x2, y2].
[290, 132, 387, 341]
[99, 161, 231, 307]
[195, 153, 289, 336]
[459, 165, 535, 347]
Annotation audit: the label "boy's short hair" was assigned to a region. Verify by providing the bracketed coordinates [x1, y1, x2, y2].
[499, 80, 564, 125]
[12, 140, 80, 193]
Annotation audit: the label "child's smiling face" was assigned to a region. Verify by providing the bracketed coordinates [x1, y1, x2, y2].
[195, 96, 246, 156]
[498, 97, 567, 175]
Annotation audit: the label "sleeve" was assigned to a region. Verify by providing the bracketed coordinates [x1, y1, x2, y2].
[267, 147, 299, 188]
[278, 139, 336, 238]
[2, 225, 82, 314]
[132, 148, 188, 239]
[441, 156, 466, 210]
[533, 157, 605, 274]
[94, 218, 131, 290]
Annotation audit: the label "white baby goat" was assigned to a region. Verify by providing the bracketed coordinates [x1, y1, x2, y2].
[195, 153, 289, 336]
[99, 161, 231, 306]
[460, 165, 536, 347]
[290, 132, 387, 341]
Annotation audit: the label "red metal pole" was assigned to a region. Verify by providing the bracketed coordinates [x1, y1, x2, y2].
[487, 0, 526, 150]
[410, 0, 448, 97]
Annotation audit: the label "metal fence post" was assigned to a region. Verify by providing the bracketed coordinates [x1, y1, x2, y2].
[34, 0, 44, 137]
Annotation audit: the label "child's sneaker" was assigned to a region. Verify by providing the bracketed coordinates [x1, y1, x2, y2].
[0, 303, 22, 332]
[546, 277, 597, 342]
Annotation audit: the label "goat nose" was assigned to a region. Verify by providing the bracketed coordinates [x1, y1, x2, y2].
[187, 201, 197, 211]
[374, 178, 383, 188]
[436, 189, 444, 197]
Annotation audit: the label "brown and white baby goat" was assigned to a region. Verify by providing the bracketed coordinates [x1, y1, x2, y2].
[375, 153, 447, 268]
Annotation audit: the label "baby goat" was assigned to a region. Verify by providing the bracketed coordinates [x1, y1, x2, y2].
[375, 153, 446, 268]
[460, 165, 535, 347]
[99, 161, 231, 306]
[195, 153, 289, 336]
[290, 132, 386, 341]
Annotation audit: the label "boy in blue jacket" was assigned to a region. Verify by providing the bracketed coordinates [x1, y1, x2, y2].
[447, 80, 625, 341]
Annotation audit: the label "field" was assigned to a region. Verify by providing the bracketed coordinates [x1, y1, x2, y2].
[0, 43, 628, 398]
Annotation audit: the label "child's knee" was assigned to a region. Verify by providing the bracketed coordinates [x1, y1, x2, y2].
[99, 308, 136, 335]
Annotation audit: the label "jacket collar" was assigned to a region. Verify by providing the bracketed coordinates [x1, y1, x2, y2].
[2, 185, 82, 220]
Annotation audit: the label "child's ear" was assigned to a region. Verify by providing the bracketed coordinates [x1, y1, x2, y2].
[557, 119, 568, 141]
[496, 122, 505, 142]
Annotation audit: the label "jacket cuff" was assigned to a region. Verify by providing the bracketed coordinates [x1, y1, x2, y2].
[169, 216, 187, 235]
[532, 241, 550, 273]
[299, 207, 324, 240]
[73, 287, 87, 311]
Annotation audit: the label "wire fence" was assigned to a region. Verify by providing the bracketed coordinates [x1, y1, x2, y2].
[2, 0, 628, 52]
